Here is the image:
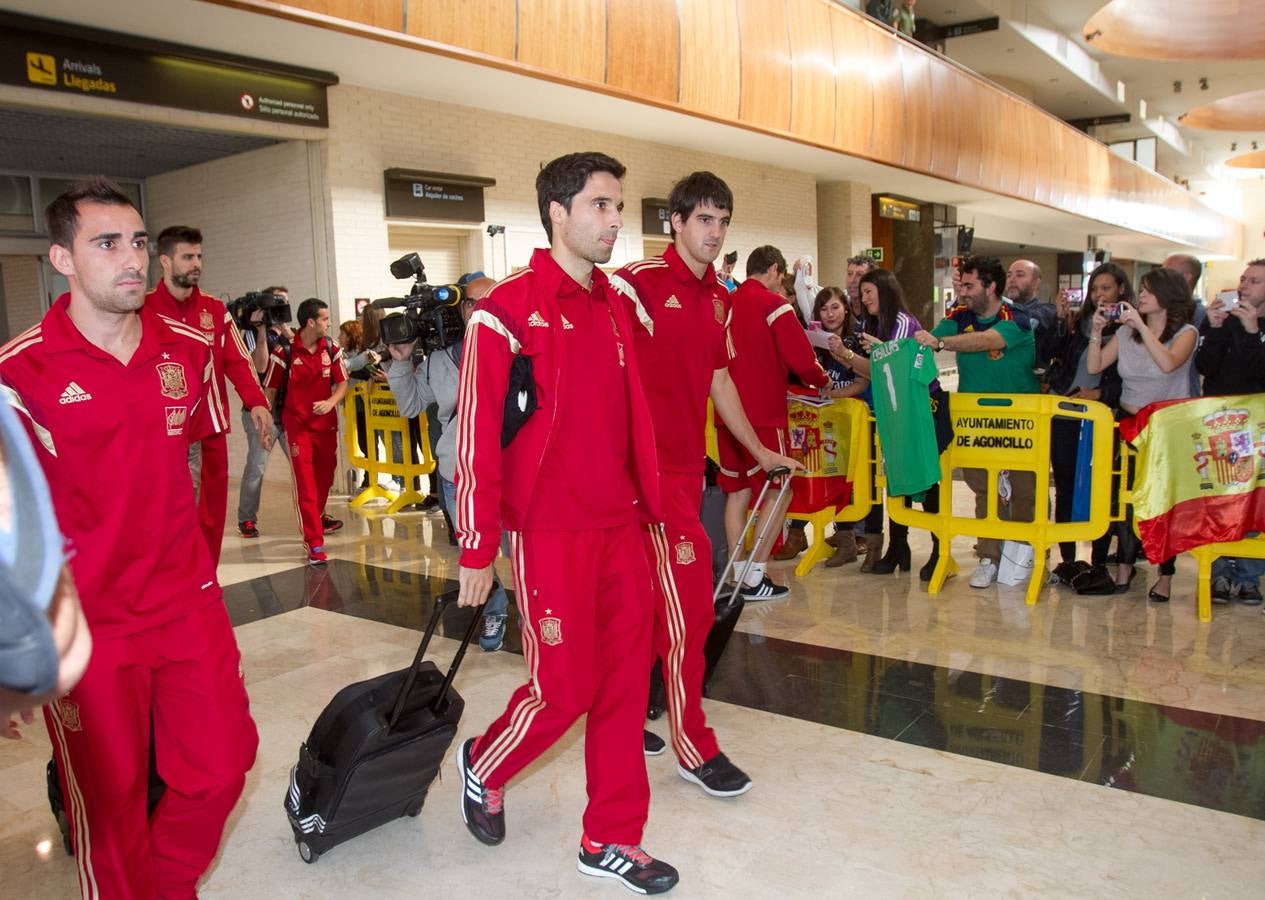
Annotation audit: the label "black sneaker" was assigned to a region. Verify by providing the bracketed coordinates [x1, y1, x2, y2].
[320, 514, 343, 532]
[577, 842, 679, 894]
[738, 575, 789, 601]
[677, 752, 752, 797]
[1236, 583, 1264, 606]
[455, 738, 505, 845]
[1212, 576, 1234, 605]
[419, 495, 441, 512]
[237, 520, 259, 538]
[643, 730, 666, 756]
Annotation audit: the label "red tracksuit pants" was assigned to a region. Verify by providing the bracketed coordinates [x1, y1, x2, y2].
[285, 425, 337, 552]
[643, 471, 721, 770]
[469, 522, 654, 844]
[46, 601, 258, 900]
[196, 433, 228, 568]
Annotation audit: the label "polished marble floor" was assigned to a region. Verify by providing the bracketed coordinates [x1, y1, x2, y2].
[5, 471, 1265, 898]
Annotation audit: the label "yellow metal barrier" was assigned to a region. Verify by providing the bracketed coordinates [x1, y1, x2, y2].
[888, 393, 1116, 605]
[344, 381, 435, 514]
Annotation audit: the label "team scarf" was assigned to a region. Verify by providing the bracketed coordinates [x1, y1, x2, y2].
[1119, 394, 1265, 562]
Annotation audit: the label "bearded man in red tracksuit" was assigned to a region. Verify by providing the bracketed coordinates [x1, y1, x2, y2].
[610, 171, 799, 798]
[1, 178, 257, 899]
[146, 226, 273, 566]
[451, 152, 678, 895]
[719, 245, 828, 590]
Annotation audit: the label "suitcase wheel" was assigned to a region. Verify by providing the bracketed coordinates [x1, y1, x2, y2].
[406, 800, 423, 818]
[297, 840, 320, 864]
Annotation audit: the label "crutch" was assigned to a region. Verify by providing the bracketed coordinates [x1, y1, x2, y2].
[713, 465, 794, 610]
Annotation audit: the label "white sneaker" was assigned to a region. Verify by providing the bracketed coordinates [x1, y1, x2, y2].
[969, 559, 998, 589]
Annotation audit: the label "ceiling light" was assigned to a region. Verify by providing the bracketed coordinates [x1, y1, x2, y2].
[1173, 80, 1182, 93]
[1231, 142, 1238, 151]
[1085, 29, 1102, 41]
[1199, 77, 1209, 90]
[1254, 142, 1260, 151]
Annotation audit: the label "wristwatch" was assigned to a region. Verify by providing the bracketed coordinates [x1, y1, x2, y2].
[844, 348, 855, 361]
[936, 339, 945, 352]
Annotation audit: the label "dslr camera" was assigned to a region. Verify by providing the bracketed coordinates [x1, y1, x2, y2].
[374, 253, 465, 353]
[228, 291, 291, 330]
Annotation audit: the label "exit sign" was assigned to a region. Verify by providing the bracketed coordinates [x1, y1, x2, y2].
[865, 247, 884, 262]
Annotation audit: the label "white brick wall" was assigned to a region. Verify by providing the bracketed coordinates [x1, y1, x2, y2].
[816, 181, 873, 289]
[322, 84, 821, 320]
[0, 255, 43, 339]
[144, 140, 320, 304]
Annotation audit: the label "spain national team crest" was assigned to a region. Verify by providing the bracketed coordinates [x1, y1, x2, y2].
[55, 697, 82, 732]
[156, 362, 189, 399]
[539, 611, 563, 646]
[199, 309, 214, 331]
[713, 298, 725, 324]
[674, 540, 696, 565]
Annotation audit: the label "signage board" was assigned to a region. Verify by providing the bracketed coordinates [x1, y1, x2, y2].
[384, 169, 495, 223]
[641, 198, 671, 236]
[864, 247, 884, 262]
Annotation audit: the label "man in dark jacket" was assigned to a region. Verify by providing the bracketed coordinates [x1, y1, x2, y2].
[1196, 259, 1265, 605]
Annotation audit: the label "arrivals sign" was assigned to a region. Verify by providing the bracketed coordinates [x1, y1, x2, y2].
[0, 11, 334, 127]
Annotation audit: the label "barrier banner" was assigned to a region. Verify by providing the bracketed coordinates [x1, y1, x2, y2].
[1121, 394, 1265, 562]
[784, 394, 860, 515]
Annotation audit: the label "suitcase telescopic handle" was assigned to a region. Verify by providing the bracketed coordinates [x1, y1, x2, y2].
[386, 587, 485, 732]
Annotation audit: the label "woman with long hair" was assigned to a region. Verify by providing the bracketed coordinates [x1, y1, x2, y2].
[1087, 266, 1198, 602]
[1047, 263, 1127, 591]
[850, 268, 947, 579]
[776, 286, 871, 565]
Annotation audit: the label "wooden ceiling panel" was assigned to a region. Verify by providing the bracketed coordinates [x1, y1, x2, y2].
[606, 0, 679, 102]
[1084, 0, 1265, 61]
[678, 0, 742, 120]
[786, 0, 836, 146]
[405, 0, 515, 59]
[830, 6, 874, 156]
[518, 0, 607, 83]
[736, 0, 793, 132]
[1181, 88, 1265, 131]
[1227, 149, 1265, 168]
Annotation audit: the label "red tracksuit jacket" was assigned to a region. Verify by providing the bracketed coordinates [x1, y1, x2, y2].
[727, 278, 828, 427]
[453, 248, 664, 569]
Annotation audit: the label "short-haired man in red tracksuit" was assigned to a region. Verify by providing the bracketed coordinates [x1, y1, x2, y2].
[720, 245, 828, 592]
[145, 226, 273, 567]
[611, 172, 799, 799]
[263, 298, 348, 566]
[0, 178, 258, 899]
[451, 152, 679, 895]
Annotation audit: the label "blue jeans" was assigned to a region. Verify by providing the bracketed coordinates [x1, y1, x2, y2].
[236, 407, 282, 523]
[1212, 553, 1265, 588]
[440, 475, 509, 618]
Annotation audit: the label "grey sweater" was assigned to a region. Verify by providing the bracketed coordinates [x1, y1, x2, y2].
[386, 346, 461, 482]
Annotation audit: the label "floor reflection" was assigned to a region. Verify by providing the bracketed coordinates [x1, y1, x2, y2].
[225, 560, 1265, 822]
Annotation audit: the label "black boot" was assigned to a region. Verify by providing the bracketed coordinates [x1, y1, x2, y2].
[871, 524, 911, 574]
[920, 535, 940, 582]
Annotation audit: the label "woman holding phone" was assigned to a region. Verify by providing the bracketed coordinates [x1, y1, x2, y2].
[1087, 266, 1198, 602]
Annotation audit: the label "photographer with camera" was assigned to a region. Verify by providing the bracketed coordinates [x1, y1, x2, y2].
[234, 286, 294, 538]
[263, 298, 348, 565]
[145, 226, 273, 566]
[384, 271, 511, 651]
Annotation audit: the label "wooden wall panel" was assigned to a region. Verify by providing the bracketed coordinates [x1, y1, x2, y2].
[786, 0, 836, 146]
[405, 0, 515, 59]
[517, 0, 606, 83]
[866, 26, 905, 166]
[213, 0, 1244, 257]
[736, 0, 792, 132]
[830, 6, 874, 157]
[898, 45, 932, 173]
[282, 0, 402, 30]
[606, 0, 679, 102]
[678, 0, 741, 120]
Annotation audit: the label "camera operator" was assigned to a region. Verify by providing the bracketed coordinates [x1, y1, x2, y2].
[235, 286, 294, 538]
[384, 274, 511, 652]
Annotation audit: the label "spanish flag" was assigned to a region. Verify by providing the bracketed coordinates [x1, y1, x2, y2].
[1120, 395, 1265, 562]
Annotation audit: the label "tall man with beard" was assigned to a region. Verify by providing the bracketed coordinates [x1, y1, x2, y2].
[0, 178, 257, 899]
[452, 152, 678, 894]
[611, 171, 798, 798]
[145, 227, 272, 566]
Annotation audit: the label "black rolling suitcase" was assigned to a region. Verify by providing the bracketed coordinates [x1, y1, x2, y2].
[285, 589, 480, 863]
[703, 466, 792, 691]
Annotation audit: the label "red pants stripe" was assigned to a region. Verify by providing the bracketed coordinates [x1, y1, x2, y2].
[644, 471, 721, 770]
[470, 523, 653, 844]
[47, 600, 258, 899]
[285, 426, 337, 551]
[197, 433, 228, 568]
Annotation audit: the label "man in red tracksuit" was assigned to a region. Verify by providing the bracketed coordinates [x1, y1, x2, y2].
[611, 172, 799, 797]
[263, 298, 348, 565]
[720, 245, 828, 595]
[452, 152, 678, 895]
[0, 178, 257, 899]
[146, 226, 273, 567]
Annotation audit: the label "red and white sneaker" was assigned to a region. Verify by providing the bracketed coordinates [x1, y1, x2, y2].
[320, 514, 343, 532]
[307, 547, 328, 567]
[237, 520, 259, 538]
